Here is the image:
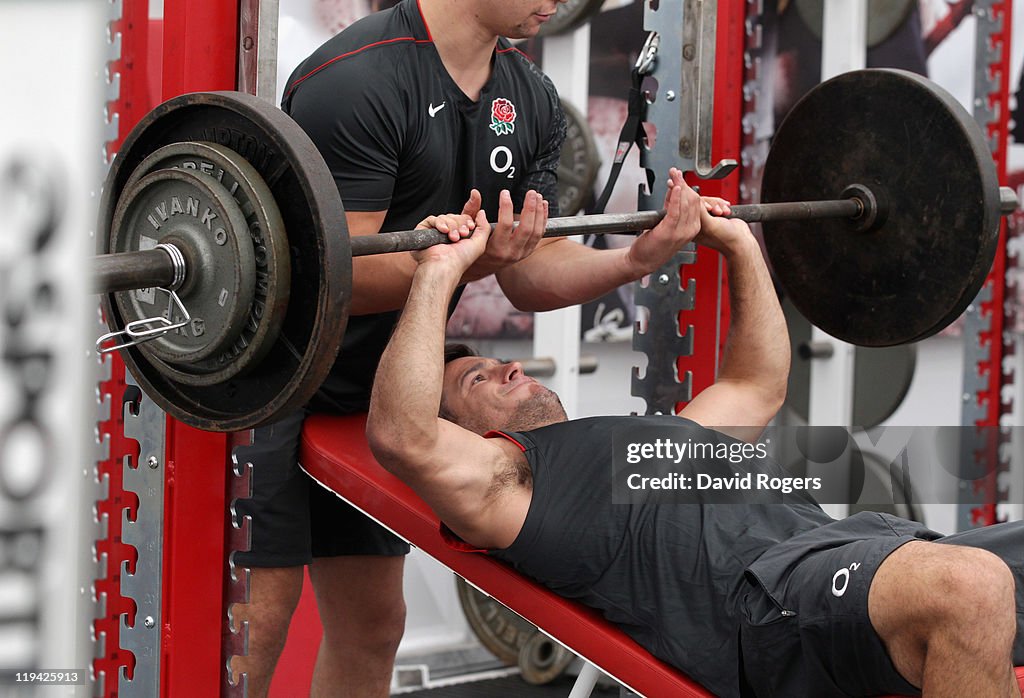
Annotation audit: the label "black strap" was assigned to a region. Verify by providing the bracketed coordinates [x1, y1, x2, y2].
[591, 43, 653, 216]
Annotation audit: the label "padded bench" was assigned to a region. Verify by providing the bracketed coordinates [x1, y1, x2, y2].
[299, 414, 1024, 697]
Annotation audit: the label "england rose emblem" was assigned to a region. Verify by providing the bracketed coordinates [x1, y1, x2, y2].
[489, 98, 517, 136]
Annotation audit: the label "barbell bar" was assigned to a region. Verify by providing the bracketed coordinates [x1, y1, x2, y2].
[90, 196, 865, 289]
[97, 184, 1020, 290]
[304, 196, 873, 255]
[93, 68, 1017, 432]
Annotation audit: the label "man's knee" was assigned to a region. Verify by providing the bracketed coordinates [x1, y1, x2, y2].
[310, 556, 407, 653]
[924, 547, 1015, 635]
[873, 543, 1016, 647]
[361, 595, 407, 655]
[913, 544, 1015, 642]
[315, 599, 405, 664]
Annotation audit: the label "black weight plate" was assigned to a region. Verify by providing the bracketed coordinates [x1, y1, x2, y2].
[762, 69, 1000, 347]
[120, 141, 291, 386]
[517, 632, 574, 685]
[110, 167, 257, 366]
[557, 99, 599, 215]
[99, 92, 350, 432]
[455, 576, 536, 666]
[537, 0, 605, 37]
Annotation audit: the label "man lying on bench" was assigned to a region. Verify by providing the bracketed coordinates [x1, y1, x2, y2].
[364, 172, 1024, 697]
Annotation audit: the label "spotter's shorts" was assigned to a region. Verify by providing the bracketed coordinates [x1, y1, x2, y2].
[232, 408, 410, 568]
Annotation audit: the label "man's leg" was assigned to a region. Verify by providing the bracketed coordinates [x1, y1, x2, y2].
[231, 566, 305, 698]
[308, 555, 407, 697]
[934, 519, 1024, 667]
[305, 477, 411, 697]
[869, 540, 1021, 697]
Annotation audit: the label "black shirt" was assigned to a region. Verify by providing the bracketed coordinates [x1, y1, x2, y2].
[282, 0, 566, 412]
[489, 415, 835, 698]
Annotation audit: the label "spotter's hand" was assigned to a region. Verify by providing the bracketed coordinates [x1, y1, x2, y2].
[462, 189, 549, 277]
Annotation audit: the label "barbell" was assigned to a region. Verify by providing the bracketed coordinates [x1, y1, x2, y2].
[93, 69, 1017, 432]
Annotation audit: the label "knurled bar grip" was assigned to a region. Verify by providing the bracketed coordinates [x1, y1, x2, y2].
[727, 199, 864, 223]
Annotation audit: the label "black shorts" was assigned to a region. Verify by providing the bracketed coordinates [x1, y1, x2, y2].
[232, 409, 410, 568]
[739, 512, 1024, 697]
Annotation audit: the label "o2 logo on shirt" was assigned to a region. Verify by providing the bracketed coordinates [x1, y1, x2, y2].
[490, 146, 516, 179]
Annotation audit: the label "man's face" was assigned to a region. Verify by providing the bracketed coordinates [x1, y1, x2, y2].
[477, 0, 568, 39]
[441, 356, 567, 434]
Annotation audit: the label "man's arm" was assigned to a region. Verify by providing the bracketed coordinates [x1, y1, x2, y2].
[348, 188, 550, 315]
[348, 210, 417, 314]
[678, 210, 790, 442]
[366, 219, 530, 549]
[495, 237, 652, 311]
[495, 169, 716, 311]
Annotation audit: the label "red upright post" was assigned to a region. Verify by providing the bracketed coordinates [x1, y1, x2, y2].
[156, 1, 239, 694]
[676, 0, 746, 411]
[161, 0, 239, 98]
[968, 0, 1013, 527]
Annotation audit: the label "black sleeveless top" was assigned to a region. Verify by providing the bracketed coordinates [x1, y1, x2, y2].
[489, 415, 834, 697]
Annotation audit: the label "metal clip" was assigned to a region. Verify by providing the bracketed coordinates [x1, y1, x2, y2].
[635, 31, 660, 76]
[96, 287, 192, 354]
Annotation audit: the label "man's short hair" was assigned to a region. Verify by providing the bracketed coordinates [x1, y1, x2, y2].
[444, 343, 478, 366]
[440, 343, 478, 421]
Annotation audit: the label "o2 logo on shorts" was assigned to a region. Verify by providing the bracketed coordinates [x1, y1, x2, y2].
[831, 562, 861, 598]
[490, 146, 516, 179]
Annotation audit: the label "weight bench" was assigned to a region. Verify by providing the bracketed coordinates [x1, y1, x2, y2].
[299, 414, 1024, 697]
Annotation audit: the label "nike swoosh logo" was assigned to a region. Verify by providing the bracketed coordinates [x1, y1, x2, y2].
[428, 102, 446, 117]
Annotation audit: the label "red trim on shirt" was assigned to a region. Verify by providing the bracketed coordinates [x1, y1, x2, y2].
[440, 523, 488, 553]
[497, 46, 531, 61]
[284, 36, 429, 98]
[438, 431, 525, 552]
[439, 431, 529, 552]
[484, 430, 526, 452]
[416, 0, 434, 42]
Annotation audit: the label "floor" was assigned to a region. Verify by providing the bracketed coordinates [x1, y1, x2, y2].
[391, 647, 621, 696]
[398, 673, 620, 697]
